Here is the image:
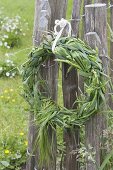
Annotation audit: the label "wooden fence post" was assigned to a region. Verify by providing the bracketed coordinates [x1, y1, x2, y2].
[110, 0, 113, 109]
[94, 0, 108, 4]
[26, 1, 51, 170]
[80, 0, 93, 94]
[48, 0, 67, 29]
[83, 0, 92, 40]
[85, 32, 104, 170]
[62, 1, 81, 170]
[85, 3, 108, 170]
[62, 66, 79, 170]
[84, 0, 92, 5]
[26, 0, 68, 170]
[71, 0, 81, 37]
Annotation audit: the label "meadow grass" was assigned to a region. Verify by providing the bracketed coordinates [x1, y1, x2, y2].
[0, 0, 35, 143]
[0, 2, 35, 168]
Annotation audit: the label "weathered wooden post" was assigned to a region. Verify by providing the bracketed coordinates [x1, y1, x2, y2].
[94, 0, 108, 4]
[82, 0, 92, 39]
[62, 67, 79, 170]
[80, 0, 93, 94]
[110, 0, 113, 109]
[71, 0, 81, 37]
[26, 0, 68, 170]
[85, 0, 92, 5]
[26, 1, 52, 170]
[85, 3, 108, 170]
[33, 1, 54, 170]
[62, 1, 81, 170]
[83, 0, 93, 36]
[83, 1, 93, 31]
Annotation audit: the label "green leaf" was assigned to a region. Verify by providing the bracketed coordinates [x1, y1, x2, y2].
[0, 161, 10, 167]
[99, 150, 113, 170]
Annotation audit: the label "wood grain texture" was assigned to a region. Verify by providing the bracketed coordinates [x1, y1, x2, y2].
[85, 4, 108, 170]
[27, 0, 68, 170]
[84, 0, 92, 5]
[85, 32, 104, 170]
[85, 4, 108, 57]
[33, 0, 51, 45]
[62, 64, 79, 170]
[62, 1, 80, 169]
[38, 1, 67, 169]
[110, 0, 113, 109]
[27, 1, 52, 170]
[83, 0, 93, 35]
[94, 0, 108, 4]
[48, 0, 67, 29]
[81, 0, 93, 94]
[71, 0, 81, 37]
[26, 113, 36, 170]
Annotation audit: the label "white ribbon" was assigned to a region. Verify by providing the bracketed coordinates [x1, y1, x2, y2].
[52, 18, 71, 52]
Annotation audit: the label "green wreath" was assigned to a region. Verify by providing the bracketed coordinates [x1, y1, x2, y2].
[22, 36, 108, 166]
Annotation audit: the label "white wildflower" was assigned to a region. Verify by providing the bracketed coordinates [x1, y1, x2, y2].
[6, 59, 11, 63]
[5, 53, 9, 57]
[4, 42, 8, 47]
[6, 72, 10, 77]
[12, 72, 15, 77]
[4, 34, 8, 38]
[0, 67, 3, 72]
[7, 46, 10, 49]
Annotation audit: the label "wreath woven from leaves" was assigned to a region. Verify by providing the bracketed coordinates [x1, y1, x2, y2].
[22, 36, 108, 166]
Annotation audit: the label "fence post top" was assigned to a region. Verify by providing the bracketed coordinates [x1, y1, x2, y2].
[85, 3, 106, 8]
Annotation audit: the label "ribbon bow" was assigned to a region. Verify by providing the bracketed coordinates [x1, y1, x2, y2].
[52, 18, 71, 52]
